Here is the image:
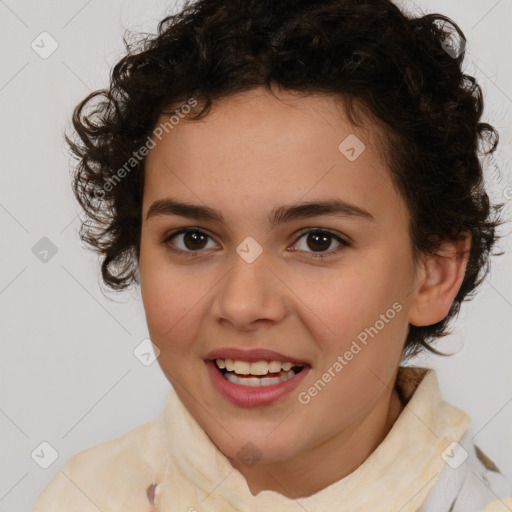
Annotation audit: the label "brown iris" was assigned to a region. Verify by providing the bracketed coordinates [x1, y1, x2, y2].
[183, 230, 208, 250]
[305, 232, 331, 252]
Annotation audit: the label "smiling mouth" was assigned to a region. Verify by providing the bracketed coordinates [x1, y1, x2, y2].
[213, 358, 306, 387]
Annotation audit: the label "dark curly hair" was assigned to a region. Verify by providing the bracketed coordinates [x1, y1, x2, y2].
[66, 0, 504, 360]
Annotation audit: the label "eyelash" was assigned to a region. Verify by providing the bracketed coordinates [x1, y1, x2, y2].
[161, 227, 351, 260]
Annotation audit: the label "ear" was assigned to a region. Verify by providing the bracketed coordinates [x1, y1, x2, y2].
[408, 232, 471, 327]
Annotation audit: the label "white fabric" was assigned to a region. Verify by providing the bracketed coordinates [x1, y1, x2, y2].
[32, 367, 512, 511]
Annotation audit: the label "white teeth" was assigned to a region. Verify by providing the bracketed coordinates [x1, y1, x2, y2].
[250, 361, 270, 375]
[224, 369, 297, 387]
[214, 358, 303, 376]
[233, 360, 251, 375]
[268, 361, 282, 373]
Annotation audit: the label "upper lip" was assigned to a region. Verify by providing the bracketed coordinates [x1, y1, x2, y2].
[205, 347, 310, 365]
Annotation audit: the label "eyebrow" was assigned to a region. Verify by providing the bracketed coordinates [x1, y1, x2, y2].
[146, 197, 375, 225]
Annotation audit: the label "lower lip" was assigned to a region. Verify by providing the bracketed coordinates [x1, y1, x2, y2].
[206, 360, 310, 407]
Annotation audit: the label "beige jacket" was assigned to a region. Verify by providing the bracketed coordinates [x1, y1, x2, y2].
[33, 366, 512, 511]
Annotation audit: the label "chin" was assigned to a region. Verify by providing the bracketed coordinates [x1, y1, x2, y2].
[210, 428, 302, 466]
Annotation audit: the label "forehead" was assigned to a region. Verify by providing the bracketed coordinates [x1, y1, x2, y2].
[142, 87, 407, 229]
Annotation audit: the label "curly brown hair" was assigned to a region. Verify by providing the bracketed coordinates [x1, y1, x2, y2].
[66, 0, 504, 360]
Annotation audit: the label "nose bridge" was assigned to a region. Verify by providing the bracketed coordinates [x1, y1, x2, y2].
[212, 249, 287, 329]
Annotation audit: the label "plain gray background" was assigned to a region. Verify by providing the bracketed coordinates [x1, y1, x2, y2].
[0, 0, 511, 510]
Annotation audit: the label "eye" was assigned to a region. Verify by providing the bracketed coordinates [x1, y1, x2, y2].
[162, 228, 218, 257]
[162, 227, 350, 259]
[290, 229, 350, 259]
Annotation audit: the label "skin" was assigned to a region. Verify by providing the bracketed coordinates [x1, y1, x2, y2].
[138, 86, 470, 498]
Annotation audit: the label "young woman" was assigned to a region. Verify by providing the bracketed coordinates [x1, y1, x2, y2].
[33, 0, 511, 510]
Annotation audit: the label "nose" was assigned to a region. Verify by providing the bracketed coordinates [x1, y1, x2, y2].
[211, 255, 289, 332]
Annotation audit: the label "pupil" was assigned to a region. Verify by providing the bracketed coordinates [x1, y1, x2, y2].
[184, 231, 207, 250]
[307, 232, 330, 252]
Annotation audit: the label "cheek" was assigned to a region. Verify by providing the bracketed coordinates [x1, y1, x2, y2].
[306, 265, 391, 329]
[142, 278, 195, 339]
[139, 249, 196, 339]
[301, 253, 410, 356]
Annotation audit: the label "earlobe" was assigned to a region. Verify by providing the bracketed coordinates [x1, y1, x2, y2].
[408, 233, 471, 327]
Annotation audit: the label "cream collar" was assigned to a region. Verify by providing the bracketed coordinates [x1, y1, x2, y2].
[153, 366, 471, 511]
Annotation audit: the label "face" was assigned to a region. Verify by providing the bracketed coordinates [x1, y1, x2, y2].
[138, 87, 422, 474]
